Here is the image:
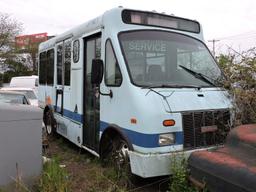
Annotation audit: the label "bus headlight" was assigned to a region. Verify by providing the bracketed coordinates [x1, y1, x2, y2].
[159, 133, 175, 146]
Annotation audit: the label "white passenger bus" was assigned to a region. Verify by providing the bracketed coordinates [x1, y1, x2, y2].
[38, 7, 233, 178]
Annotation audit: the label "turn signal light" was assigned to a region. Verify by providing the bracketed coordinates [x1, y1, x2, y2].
[163, 119, 175, 127]
[130, 118, 137, 124]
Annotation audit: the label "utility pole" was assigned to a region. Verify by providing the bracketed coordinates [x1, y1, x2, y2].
[208, 39, 220, 57]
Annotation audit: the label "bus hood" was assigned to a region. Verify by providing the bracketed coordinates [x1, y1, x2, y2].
[157, 88, 232, 112]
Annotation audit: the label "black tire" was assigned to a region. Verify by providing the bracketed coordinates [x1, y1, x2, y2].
[101, 136, 129, 167]
[111, 137, 130, 171]
[101, 135, 138, 187]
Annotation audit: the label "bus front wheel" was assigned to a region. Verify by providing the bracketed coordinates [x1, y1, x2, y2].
[111, 137, 130, 170]
[101, 134, 139, 186]
[101, 135, 130, 170]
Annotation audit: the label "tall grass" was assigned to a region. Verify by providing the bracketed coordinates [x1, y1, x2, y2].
[169, 155, 197, 192]
[38, 158, 70, 192]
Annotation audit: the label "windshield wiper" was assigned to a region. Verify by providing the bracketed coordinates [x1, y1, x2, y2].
[179, 65, 216, 87]
[141, 84, 201, 89]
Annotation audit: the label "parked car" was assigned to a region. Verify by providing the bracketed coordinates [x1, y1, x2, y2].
[0, 87, 38, 106]
[0, 103, 42, 185]
[9, 75, 38, 96]
[0, 91, 30, 105]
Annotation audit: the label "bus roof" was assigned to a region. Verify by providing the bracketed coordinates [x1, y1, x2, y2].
[39, 7, 203, 51]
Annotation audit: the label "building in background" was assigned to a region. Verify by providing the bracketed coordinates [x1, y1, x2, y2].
[15, 33, 54, 72]
[15, 33, 48, 50]
[0, 33, 54, 85]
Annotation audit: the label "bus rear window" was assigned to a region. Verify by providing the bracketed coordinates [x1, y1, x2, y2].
[122, 10, 200, 33]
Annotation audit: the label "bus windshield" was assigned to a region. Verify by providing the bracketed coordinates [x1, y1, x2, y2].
[119, 30, 222, 88]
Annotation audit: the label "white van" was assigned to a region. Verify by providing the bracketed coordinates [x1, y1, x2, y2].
[9, 75, 39, 96]
[10, 75, 38, 88]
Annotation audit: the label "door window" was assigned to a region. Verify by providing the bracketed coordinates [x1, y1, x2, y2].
[57, 44, 63, 85]
[105, 40, 122, 86]
[64, 40, 71, 86]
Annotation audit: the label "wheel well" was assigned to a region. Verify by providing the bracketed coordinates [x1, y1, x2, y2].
[99, 126, 133, 158]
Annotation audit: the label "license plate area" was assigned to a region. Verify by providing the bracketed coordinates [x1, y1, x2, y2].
[201, 125, 218, 133]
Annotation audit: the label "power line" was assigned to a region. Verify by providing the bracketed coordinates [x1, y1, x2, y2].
[207, 32, 256, 55]
[217, 31, 256, 40]
[208, 39, 220, 56]
[220, 34, 256, 41]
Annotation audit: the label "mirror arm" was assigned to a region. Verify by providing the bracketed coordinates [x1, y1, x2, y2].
[99, 89, 113, 98]
[96, 87, 113, 98]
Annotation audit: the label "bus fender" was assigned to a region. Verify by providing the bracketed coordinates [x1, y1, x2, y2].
[99, 124, 134, 156]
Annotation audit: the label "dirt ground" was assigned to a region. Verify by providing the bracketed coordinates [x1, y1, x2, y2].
[44, 136, 170, 192]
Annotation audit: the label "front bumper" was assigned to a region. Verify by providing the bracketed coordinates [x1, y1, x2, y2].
[129, 146, 218, 178]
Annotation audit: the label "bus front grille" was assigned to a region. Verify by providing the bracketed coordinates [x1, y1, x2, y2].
[182, 110, 231, 149]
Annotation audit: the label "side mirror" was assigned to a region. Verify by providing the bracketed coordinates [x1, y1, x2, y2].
[91, 59, 103, 85]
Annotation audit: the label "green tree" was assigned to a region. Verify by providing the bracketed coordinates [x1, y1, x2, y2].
[0, 12, 22, 61]
[0, 12, 33, 83]
[217, 48, 256, 124]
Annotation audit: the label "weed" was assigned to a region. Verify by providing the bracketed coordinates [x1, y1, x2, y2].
[169, 155, 197, 192]
[38, 158, 70, 192]
[42, 136, 129, 192]
[86, 167, 128, 192]
[218, 48, 256, 125]
[0, 181, 31, 192]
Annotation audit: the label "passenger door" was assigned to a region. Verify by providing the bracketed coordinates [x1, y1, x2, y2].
[55, 42, 64, 114]
[83, 34, 101, 151]
[55, 39, 72, 116]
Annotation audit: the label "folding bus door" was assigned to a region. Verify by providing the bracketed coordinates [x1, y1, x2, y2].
[55, 39, 72, 117]
[83, 34, 101, 151]
[55, 42, 64, 114]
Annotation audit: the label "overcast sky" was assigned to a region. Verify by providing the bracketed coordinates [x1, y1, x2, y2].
[1, 0, 256, 53]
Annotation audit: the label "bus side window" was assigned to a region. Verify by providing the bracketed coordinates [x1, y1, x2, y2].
[46, 49, 54, 85]
[35, 78, 39, 87]
[57, 45, 63, 85]
[39, 52, 47, 85]
[105, 40, 122, 86]
[73, 40, 80, 63]
[64, 40, 71, 86]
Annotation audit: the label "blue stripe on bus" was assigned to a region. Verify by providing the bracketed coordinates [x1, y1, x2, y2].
[53, 107, 183, 148]
[100, 121, 183, 148]
[63, 109, 82, 122]
[54, 106, 83, 123]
